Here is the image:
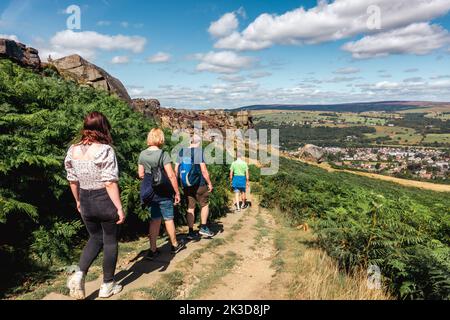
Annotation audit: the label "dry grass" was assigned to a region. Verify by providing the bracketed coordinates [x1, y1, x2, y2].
[288, 249, 390, 300]
[268, 208, 392, 300]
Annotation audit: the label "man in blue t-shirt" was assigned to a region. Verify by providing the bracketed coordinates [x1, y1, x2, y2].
[175, 134, 214, 239]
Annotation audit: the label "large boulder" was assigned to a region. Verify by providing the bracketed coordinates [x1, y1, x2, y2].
[0, 38, 41, 69]
[298, 144, 325, 163]
[49, 54, 132, 105]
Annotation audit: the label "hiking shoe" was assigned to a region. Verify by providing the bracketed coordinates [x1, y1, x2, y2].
[144, 249, 161, 261]
[199, 226, 214, 237]
[67, 271, 86, 300]
[171, 240, 186, 254]
[241, 203, 249, 210]
[99, 281, 123, 298]
[186, 230, 198, 241]
[235, 204, 241, 212]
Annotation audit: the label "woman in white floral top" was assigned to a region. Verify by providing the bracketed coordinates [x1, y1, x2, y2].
[64, 112, 125, 300]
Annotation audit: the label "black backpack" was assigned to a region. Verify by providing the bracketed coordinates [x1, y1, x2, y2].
[151, 150, 166, 187]
[140, 150, 169, 208]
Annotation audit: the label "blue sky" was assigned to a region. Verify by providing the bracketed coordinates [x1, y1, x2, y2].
[1, 0, 450, 109]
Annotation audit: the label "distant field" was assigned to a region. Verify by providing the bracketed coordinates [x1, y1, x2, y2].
[364, 126, 423, 145]
[399, 105, 450, 113]
[424, 113, 450, 121]
[253, 109, 450, 147]
[253, 111, 388, 125]
[423, 133, 450, 144]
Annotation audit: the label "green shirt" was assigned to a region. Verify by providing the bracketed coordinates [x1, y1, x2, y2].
[230, 158, 248, 177]
[138, 149, 172, 174]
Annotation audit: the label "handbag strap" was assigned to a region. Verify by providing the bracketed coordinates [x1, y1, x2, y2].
[158, 150, 165, 168]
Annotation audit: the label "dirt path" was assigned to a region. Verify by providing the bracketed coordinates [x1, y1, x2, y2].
[42, 196, 279, 301]
[41, 194, 389, 300]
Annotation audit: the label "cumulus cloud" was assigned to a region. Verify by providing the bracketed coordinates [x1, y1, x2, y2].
[195, 51, 255, 74]
[0, 34, 19, 41]
[213, 0, 450, 55]
[147, 52, 172, 63]
[342, 23, 450, 59]
[38, 30, 147, 61]
[208, 12, 239, 38]
[111, 55, 129, 64]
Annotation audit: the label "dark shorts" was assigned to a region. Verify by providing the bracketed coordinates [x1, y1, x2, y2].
[184, 185, 209, 209]
[149, 200, 174, 221]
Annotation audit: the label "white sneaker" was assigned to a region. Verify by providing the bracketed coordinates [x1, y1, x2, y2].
[67, 271, 86, 300]
[98, 282, 123, 298]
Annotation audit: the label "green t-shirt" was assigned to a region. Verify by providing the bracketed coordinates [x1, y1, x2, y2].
[138, 149, 172, 173]
[230, 158, 248, 177]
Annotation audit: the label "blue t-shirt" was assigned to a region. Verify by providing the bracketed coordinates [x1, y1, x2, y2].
[176, 147, 206, 187]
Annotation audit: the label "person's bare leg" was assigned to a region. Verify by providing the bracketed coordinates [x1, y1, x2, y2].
[235, 192, 240, 210]
[164, 220, 178, 247]
[149, 219, 162, 252]
[186, 207, 195, 229]
[200, 205, 209, 225]
[241, 192, 247, 206]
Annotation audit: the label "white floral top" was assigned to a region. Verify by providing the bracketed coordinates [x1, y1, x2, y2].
[64, 144, 119, 190]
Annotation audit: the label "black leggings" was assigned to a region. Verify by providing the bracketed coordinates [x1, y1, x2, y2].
[79, 188, 119, 283]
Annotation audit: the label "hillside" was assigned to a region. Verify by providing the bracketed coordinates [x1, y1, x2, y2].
[0, 57, 231, 298]
[1, 46, 449, 301]
[234, 101, 448, 113]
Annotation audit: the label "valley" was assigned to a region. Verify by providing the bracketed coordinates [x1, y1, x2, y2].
[254, 107, 450, 184]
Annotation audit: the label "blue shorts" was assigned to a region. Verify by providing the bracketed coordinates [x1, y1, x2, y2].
[149, 200, 174, 221]
[232, 176, 247, 193]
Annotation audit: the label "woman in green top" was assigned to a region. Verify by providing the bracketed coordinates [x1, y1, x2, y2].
[229, 152, 250, 212]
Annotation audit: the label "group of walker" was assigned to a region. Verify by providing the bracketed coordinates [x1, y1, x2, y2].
[65, 112, 250, 300]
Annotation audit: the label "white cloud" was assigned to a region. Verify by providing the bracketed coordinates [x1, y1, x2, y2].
[218, 75, 245, 82]
[38, 30, 147, 61]
[213, 0, 450, 52]
[0, 34, 19, 41]
[195, 51, 255, 74]
[120, 21, 129, 28]
[333, 67, 360, 75]
[147, 52, 172, 63]
[342, 23, 450, 59]
[111, 55, 129, 64]
[208, 12, 239, 38]
[248, 71, 272, 79]
[324, 76, 363, 83]
[134, 77, 450, 109]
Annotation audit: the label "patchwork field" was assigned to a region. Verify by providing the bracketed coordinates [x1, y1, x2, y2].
[364, 126, 423, 145]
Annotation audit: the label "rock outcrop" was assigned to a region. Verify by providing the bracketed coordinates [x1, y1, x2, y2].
[297, 144, 325, 163]
[132, 99, 254, 137]
[0, 39, 41, 69]
[49, 54, 132, 105]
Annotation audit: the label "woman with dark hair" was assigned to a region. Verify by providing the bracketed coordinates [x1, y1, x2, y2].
[64, 112, 125, 300]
